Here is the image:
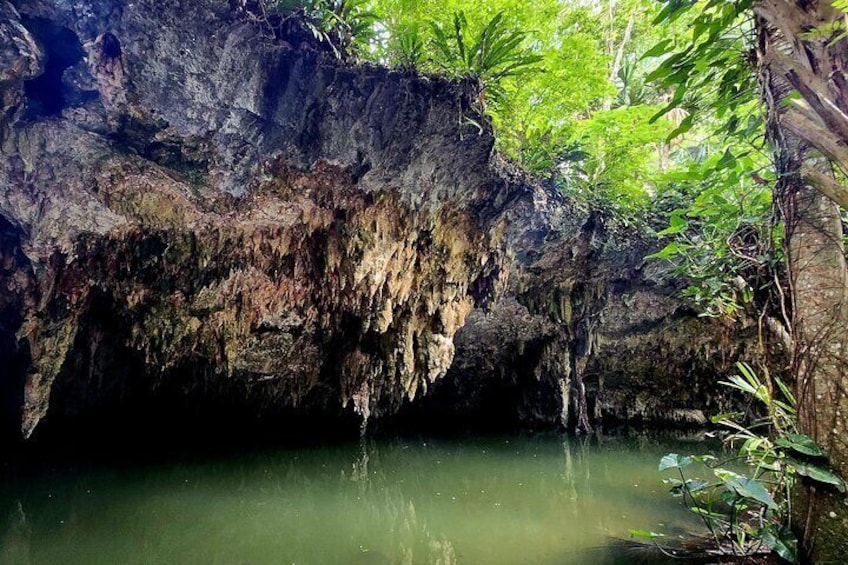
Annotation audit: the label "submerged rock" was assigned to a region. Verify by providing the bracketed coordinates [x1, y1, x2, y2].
[0, 0, 752, 442]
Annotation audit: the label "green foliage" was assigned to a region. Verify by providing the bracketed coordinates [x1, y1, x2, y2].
[647, 1, 759, 141]
[642, 1, 782, 320]
[428, 11, 542, 106]
[309, 0, 378, 59]
[568, 104, 673, 207]
[647, 143, 776, 318]
[659, 453, 693, 471]
[491, 31, 613, 171]
[616, 56, 651, 107]
[268, 0, 377, 59]
[323, 0, 379, 57]
[639, 363, 846, 563]
[388, 22, 425, 68]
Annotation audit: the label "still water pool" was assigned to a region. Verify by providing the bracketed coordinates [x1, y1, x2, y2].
[0, 433, 708, 564]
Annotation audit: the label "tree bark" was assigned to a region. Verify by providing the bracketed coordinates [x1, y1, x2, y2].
[756, 4, 848, 560]
[788, 184, 848, 563]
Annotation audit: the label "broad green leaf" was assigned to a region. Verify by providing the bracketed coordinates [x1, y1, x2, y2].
[642, 39, 673, 59]
[659, 453, 693, 471]
[657, 213, 688, 236]
[759, 527, 798, 563]
[645, 241, 685, 261]
[714, 469, 777, 509]
[788, 459, 847, 492]
[666, 113, 694, 141]
[739, 436, 769, 457]
[775, 434, 824, 457]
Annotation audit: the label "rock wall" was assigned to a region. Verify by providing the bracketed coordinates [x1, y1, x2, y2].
[0, 0, 753, 442]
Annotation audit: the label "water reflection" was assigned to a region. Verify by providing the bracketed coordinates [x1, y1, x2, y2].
[0, 433, 708, 564]
[0, 500, 30, 565]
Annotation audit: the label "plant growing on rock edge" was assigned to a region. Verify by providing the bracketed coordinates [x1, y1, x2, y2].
[252, 0, 378, 59]
[387, 22, 426, 69]
[429, 11, 542, 110]
[633, 363, 846, 563]
[312, 0, 378, 59]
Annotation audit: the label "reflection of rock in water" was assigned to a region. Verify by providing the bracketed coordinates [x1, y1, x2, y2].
[344, 442, 457, 564]
[0, 501, 30, 565]
[428, 538, 456, 565]
[350, 439, 371, 496]
[560, 435, 595, 503]
[350, 542, 454, 565]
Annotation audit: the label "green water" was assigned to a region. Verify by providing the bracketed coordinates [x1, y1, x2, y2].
[0, 434, 707, 564]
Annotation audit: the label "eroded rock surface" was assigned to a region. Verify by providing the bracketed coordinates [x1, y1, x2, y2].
[1, 0, 750, 442]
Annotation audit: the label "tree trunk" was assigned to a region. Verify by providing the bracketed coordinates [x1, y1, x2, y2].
[756, 5, 848, 560]
[784, 176, 848, 562]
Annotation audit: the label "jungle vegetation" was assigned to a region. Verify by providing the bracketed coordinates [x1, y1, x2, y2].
[257, 1, 848, 562]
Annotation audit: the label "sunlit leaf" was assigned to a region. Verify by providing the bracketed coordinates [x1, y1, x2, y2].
[630, 529, 666, 540]
[659, 453, 694, 471]
[714, 469, 777, 509]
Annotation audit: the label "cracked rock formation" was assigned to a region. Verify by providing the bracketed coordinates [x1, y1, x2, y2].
[1, 0, 753, 443]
